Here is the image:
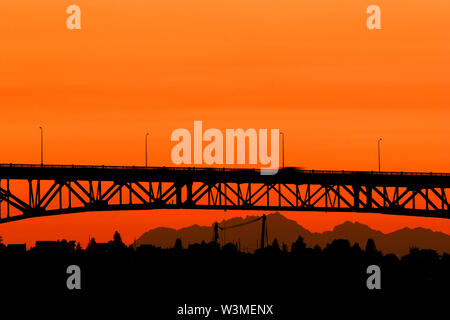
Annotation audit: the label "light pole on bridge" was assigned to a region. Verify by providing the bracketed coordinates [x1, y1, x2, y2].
[145, 133, 150, 167]
[378, 137, 382, 173]
[280, 131, 285, 169]
[39, 126, 44, 166]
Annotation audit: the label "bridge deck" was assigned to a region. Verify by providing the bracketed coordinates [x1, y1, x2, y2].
[0, 164, 448, 187]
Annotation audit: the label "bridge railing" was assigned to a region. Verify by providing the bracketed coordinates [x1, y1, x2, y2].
[0, 163, 449, 176]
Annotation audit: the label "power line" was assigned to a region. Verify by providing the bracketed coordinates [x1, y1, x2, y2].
[218, 216, 262, 231]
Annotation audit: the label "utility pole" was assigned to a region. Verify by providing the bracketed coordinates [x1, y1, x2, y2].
[260, 214, 267, 249]
[214, 222, 219, 244]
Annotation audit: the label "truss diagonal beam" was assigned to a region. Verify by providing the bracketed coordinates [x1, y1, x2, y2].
[0, 166, 448, 223]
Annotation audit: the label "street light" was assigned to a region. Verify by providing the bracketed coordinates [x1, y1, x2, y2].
[378, 138, 382, 173]
[39, 126, 43, 166]
[145, 133, 150, 167]
[280, 132, 285, 169]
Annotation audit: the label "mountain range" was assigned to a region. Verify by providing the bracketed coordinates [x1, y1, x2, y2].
[135, 213, 450, 256]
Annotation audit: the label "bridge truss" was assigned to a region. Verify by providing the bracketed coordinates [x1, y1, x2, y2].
[0, 164, 449, 223]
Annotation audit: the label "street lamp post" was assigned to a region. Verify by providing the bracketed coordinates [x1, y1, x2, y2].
[39, 126, 43, 166]
[280, 132, 285, 169]
[378, 138, 382, 173]
[145, 133, 149, 167]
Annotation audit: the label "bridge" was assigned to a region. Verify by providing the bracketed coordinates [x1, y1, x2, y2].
[0, 164, 449, 223]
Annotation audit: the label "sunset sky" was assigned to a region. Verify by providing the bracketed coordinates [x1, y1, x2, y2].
[0, 0, 449, 246]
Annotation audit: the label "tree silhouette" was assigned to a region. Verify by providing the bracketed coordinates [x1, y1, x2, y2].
[112, 231, 126, 249]
[88, 237, 97, 249]
[291, 235, 306, 253]
[113, 231, 123, 244]
[271, 238, 280, 250]
[365, 238, 377, 253]
[174, 238, 183, 250]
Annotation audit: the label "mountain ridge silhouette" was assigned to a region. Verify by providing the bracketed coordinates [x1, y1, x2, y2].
[135, 212, 450, 256]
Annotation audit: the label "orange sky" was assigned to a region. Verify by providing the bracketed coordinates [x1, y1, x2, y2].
[0, 0, 449, 246]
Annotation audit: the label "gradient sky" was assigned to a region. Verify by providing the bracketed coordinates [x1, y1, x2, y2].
[0, 0, 449, 246]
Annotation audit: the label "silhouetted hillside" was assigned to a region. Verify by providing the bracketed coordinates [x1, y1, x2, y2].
[135, 212, 450, 256]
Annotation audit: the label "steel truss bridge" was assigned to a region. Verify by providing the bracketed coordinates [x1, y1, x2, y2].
[0, 164, 449, 223]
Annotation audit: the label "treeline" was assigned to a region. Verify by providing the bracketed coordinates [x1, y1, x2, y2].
[0, 231, 448, 313]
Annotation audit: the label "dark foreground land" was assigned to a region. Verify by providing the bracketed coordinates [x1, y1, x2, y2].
[1, 233, 449, 318]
